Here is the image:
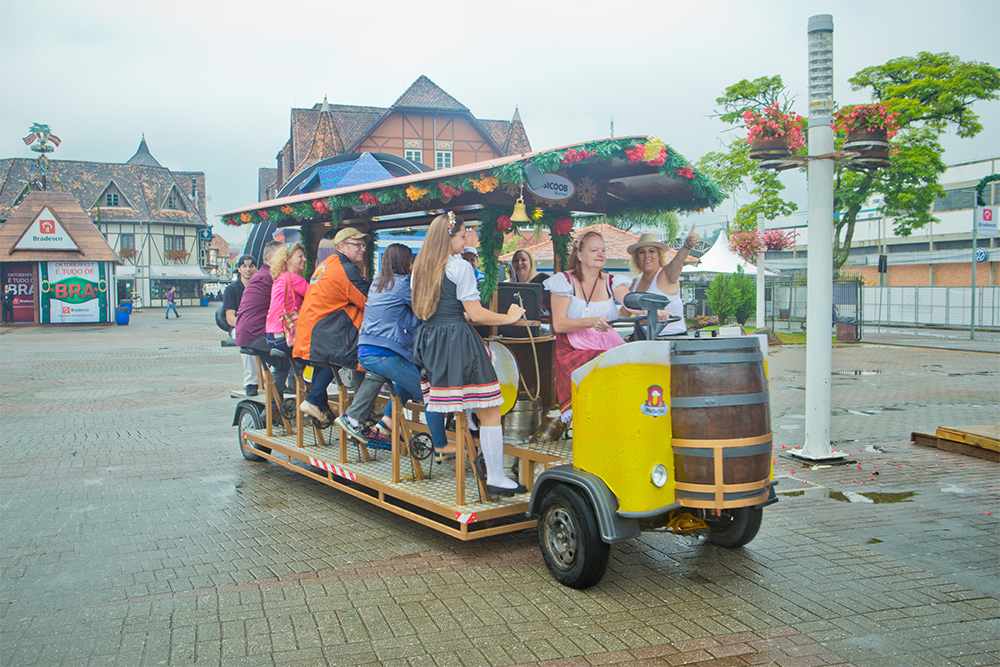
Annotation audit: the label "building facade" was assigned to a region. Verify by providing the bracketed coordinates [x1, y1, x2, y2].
[766, 157, 999, 287]
[0, 138, 215, 307]
[259, 75, 531, 201]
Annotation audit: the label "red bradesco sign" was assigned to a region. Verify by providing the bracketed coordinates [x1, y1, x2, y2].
[3, 263, 35, 322]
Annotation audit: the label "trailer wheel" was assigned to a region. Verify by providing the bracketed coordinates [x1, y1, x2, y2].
[706, 507, 762, 547]
[237, 404, 271, 462]
[538, 484, 609, 589]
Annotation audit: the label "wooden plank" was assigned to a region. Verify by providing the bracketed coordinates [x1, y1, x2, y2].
[911, 431, 1000, 462]
[936, 425, 1000, 452]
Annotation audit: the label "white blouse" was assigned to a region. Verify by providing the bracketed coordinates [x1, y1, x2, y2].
[445, 255, 480, 302]
[544, 271, 631, 320]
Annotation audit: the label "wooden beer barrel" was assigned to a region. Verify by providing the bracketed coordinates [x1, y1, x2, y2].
[670, 338, 772, 509]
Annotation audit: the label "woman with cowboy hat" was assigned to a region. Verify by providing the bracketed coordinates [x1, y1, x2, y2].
[624, 225, 700, 338]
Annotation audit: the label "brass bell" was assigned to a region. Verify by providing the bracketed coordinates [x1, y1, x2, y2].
[510, 197, 530, 223]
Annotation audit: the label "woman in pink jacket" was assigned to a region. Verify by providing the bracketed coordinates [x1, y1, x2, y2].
[265, 242, 308, 394]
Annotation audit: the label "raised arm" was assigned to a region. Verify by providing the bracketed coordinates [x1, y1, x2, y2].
[662, 224, 700, 285]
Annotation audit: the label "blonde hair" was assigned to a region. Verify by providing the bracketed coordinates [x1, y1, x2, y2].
[566, 231, 606, 283]
[629, 245, 668, 274]
[512, 249, 537, 282]
[412, 214, 460, 320]
[270, 242, 305, 280]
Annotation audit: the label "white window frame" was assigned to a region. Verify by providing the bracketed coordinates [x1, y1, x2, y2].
[404, 149, 422, 165]
[435, 151, 452, 170]
[106, 192, 119, 207]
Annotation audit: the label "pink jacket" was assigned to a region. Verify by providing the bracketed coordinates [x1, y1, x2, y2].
[266, 272, 308, 335]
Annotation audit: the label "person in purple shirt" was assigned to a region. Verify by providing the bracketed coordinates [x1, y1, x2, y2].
[235, 241, 291, 395]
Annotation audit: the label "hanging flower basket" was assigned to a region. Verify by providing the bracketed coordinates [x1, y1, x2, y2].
[843, 127, 891, 169]
[748, 136, 793, 161]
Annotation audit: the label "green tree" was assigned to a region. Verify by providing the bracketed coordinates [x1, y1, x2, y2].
[592, 210, 680, 241]
[699, 54, 1000, 269]
[705, 272, 736, 324]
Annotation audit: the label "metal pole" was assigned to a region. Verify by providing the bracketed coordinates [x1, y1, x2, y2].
[971, 207, 978, 339]
[756, 212, 765, 328]
[797, 14, 845, 461]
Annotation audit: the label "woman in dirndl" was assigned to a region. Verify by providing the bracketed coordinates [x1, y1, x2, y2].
[412, 213, 526, 497]
[544, 230, 632, 423]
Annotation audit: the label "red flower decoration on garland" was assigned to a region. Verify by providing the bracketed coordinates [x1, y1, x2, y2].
[560, 147, 596, 164]
[258, 209, 269, 221]
[625, 143, 646, 162]
[312, 199, 330, 214]
[553, 217, 573, 236]
[647, 147, 667, 166]
[359, 192, 380, 207]
[438, 184, 463, 198]
[496, 215, 512, 232]
[676, 166, 695, 179]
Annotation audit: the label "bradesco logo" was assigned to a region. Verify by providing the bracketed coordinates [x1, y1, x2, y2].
[33, 219, 65, 242]
[49, 278, 99, 304]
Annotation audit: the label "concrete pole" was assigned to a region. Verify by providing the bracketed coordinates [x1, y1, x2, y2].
[971, 207, 978, 340]
[756, 213, 766, 328]
[797, 14, 845, 461]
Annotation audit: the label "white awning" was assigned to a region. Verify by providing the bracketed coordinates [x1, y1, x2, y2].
[115, 265, 215, 280]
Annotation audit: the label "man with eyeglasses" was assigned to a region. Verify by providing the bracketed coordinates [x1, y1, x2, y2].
[293, 227, 381, 433]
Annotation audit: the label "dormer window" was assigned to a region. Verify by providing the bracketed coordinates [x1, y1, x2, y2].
[106, 192, 119, 207]
[163, 187, 185, 211]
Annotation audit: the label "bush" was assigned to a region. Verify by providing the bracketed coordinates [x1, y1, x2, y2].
[706, 266, 756, 325]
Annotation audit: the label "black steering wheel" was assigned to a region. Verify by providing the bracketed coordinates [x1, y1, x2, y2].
[609, 292, 681, 340]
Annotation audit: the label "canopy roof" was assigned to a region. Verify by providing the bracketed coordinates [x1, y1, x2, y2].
[220, 136, 723, 235]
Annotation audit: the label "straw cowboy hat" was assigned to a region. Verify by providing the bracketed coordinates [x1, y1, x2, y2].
[626, 233, 671, 256]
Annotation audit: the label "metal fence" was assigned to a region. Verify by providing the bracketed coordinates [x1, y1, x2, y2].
[764, 281, 999, 332]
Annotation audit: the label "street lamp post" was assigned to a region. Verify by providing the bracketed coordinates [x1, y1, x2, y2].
[796, 14, 847, 461]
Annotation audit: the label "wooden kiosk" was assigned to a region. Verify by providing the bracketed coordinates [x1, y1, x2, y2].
[221, 136, 726, 540]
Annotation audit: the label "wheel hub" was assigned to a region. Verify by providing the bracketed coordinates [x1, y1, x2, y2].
[545, 508, 577, 569]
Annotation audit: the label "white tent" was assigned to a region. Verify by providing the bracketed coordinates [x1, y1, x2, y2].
[682, 230, 778, 277]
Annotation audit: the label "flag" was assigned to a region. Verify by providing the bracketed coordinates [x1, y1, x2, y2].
[22, 133, 37, 146]
[47, 134, 61, 147]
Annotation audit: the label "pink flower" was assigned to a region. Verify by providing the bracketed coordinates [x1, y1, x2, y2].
[553, 217, 573, 236]
[312, 199, 330, 214]
[625, 143, 646, 162]
[496, 215, 512, 231]
[676, 166, 695, 179]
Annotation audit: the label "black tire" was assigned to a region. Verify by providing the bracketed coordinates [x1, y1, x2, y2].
[237, 404, 271, 462]
[706, 507, 763, 547]
[538, 484, 610, 589]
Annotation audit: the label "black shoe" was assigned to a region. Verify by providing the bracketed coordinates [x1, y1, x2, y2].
[245, 384, 258, 396]
[486, 483, 528, 498]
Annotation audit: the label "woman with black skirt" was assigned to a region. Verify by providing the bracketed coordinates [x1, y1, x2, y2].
[412, 213, 526, 497]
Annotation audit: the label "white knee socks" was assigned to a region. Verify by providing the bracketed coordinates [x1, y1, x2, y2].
[480, 425, 516, 489]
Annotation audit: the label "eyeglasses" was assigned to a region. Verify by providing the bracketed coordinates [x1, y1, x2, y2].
[343, 241, 366, 249]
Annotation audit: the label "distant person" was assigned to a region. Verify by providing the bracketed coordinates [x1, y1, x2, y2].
[165, 286, 179, 319]
[2, 284, 14, 325]
[223, 255, 258, 395]
[462, 246, 484, 286]
[511, 248, 551, 314]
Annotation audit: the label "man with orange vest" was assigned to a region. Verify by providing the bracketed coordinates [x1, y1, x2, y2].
[294, 228, 381, 434]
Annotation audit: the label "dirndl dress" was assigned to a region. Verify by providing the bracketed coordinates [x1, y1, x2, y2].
[413, 258, 502, 412]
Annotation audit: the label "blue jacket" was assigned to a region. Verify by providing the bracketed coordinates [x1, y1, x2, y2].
[358, 275, 420, 362]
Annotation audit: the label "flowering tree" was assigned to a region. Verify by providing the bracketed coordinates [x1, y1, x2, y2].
[729, 228, 797, 264]
[698, 53, 999, 269]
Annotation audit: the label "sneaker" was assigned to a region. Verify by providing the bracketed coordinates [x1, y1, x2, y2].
[300, 400, 326, 422]
[334, 414, 368, 444]
[245, 384, 258, 396]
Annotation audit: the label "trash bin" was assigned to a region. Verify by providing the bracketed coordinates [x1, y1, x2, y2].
[200, 297, 210, 307]
[119, 298, 133, 314]
[115, 306, 130, 326]
[835, 322, 856, 342]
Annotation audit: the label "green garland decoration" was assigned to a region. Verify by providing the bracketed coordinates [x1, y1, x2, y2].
[976, 174, 999, 206]
[225, 137, 724, 227]
[476, 205, 506, 301]
[299, 224, 316, 279]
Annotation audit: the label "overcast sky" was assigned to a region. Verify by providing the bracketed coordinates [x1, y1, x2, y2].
[2, 0, 997, 246]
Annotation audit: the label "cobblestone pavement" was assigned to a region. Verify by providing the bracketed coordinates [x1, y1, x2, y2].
[1, 309, 997, 667]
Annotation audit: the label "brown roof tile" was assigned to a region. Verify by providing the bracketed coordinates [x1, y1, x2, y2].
[391, 75, 468, 111]
[0, 190, 120, 262]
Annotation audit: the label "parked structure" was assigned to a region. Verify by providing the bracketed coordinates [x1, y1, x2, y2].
[0, 137, 215, 308]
